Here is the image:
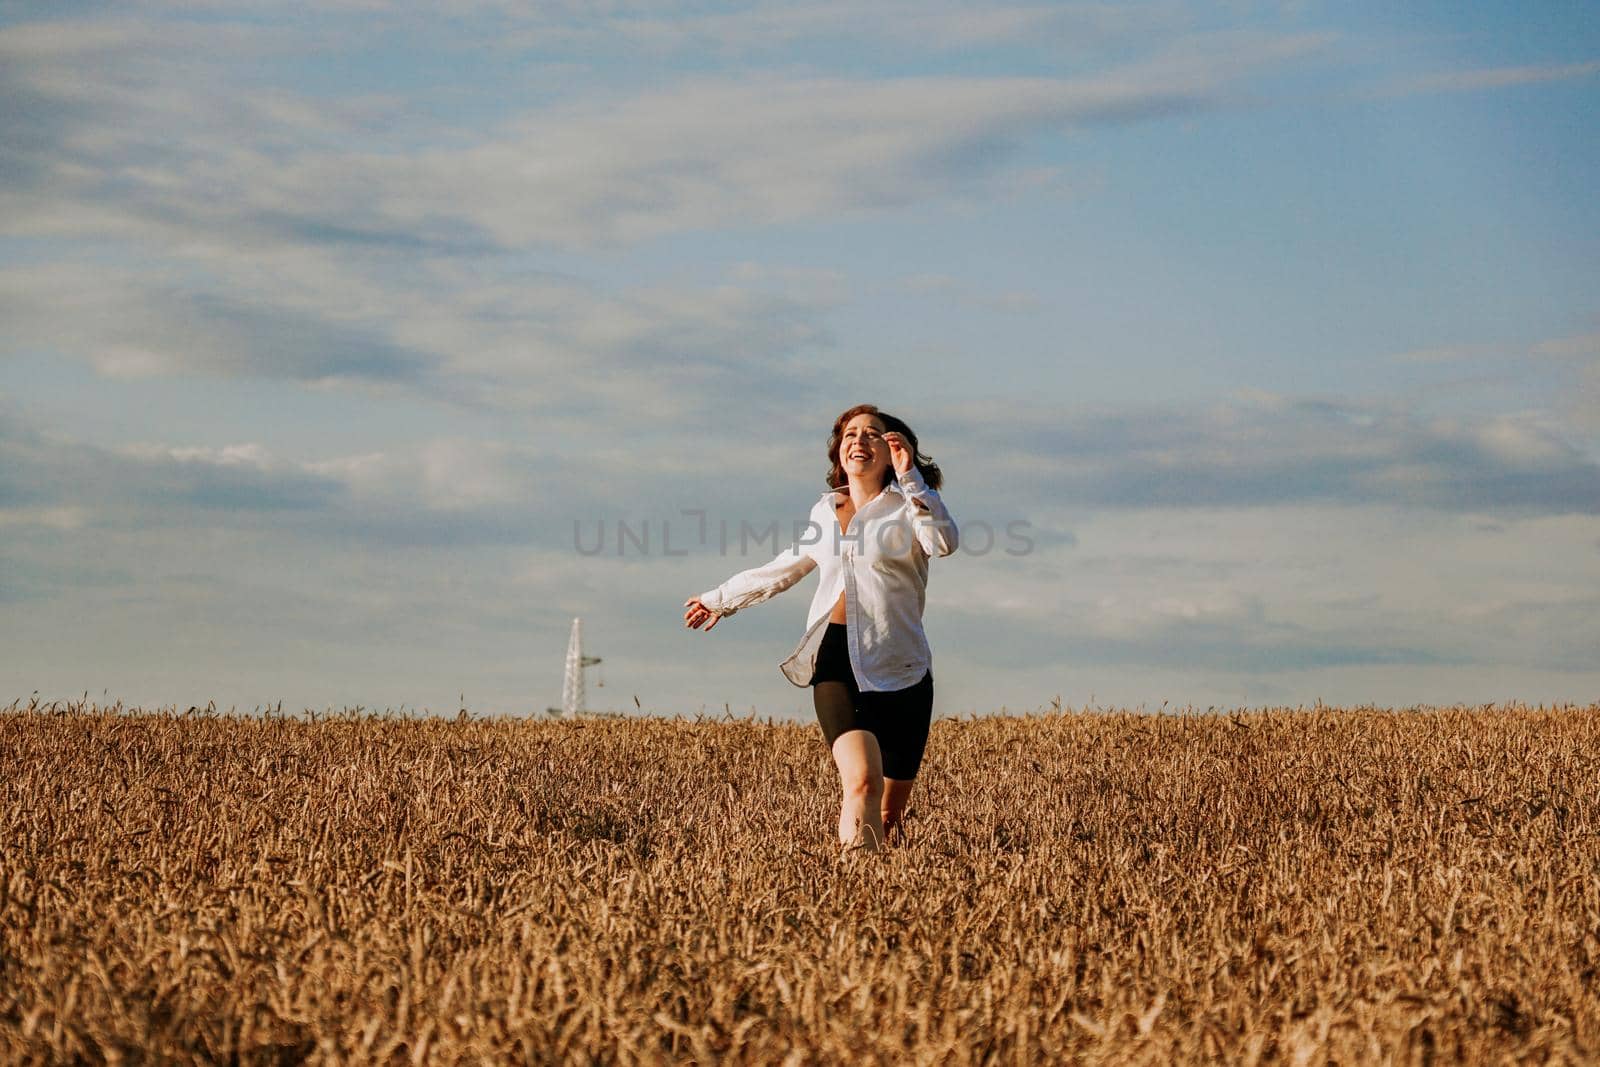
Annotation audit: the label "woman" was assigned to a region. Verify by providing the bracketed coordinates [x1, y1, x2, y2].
[683, 404, 958, 852]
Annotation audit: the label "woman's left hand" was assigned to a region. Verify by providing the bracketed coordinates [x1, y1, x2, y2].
[884, 431, 914, 476]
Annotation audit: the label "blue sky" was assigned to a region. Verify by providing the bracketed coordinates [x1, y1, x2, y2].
[2, 1, 1597, 717]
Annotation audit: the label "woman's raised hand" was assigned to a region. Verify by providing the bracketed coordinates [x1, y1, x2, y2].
[683, 597, 722, 631]
[883, 431, 914, 476]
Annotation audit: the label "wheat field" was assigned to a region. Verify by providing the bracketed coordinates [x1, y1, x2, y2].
[2, 700, 1597, 1064]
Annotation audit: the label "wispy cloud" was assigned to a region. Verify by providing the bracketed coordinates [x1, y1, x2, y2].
[935, 393, 1600, 515]
[0, 258, 840, 424]
[333, 40, 1329, 248]
[934, 504, 1600, 678]
[0, 401, 817, 550]
[1376, 59, 1600, 97]
[8, 386, 1595, 569]
[0, 16, 1330, 251]
[1532, 332, 1600, 361]
[0, 411, 346, 524]
[0, 267, 435, 383]
[0, 9, 1334, 432]
[132, 2, 1216, 60]
[1390, 330, 1600, 439]
[533, 1, 1177, 54]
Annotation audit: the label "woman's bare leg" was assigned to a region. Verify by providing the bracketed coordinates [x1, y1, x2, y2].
[881, 778, 915, 840]
[830, 729, 886, 851]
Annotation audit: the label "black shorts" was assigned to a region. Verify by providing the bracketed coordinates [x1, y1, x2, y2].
[811, 622, 934, 780]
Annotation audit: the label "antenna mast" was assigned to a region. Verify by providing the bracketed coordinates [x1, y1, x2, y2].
[560, 617, 603, 716]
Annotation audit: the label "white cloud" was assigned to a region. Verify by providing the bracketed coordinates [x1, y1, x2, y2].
[0, 266, 435, 383]
[147, 1, 1204, 59]
[0, 9, 1333, 432]
[1388, 329, 1600, 442]
[931, 394, 1600, 515]
[0, 15, 1331, 250]
[121, 443, 276, 468]
[1533, 331, 1600, 435]
[1385, 59, 1600, 96]
[530, 1, 1158, 54]
[1532, 332, 1600, 361]
[0, 259, 839, 423]
[0, 507, 89, 531]
[934, 503, 1600, 678]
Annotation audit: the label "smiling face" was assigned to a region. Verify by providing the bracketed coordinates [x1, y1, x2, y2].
[838, 412, 891, 489]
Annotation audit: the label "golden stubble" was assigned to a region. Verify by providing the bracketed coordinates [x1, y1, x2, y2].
[2, 700, 1597, 1064]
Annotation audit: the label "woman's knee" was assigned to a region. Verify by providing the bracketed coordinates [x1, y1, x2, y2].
[841, 767, 884, 802]
[831, 729, 885, 799]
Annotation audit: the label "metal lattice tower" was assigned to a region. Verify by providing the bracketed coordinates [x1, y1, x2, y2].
[559, 617, 603, 716]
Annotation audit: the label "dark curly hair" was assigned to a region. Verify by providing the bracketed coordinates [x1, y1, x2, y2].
[826, 403, 943, 493]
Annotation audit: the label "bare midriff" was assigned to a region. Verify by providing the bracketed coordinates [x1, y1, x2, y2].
[829, 498, 855, 624]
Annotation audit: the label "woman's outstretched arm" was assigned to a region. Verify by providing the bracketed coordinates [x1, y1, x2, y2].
[684, 541, 817, 630]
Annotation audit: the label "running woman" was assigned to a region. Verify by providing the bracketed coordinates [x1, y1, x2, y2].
[684, 404, 958, 852]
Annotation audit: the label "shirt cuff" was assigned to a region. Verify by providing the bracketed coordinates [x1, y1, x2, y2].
[896, 464, 929, 494]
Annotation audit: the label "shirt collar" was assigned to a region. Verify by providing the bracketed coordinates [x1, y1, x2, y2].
[822, 481, 905, 506]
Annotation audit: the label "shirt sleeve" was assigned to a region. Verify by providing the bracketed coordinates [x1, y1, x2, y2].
[895, 464, 959, 557]
[697, 539, 818, 617]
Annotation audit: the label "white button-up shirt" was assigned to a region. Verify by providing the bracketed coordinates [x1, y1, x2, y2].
[698, 464, 958, 691]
